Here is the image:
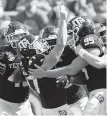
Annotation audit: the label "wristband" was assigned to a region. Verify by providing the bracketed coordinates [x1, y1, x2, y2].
[78, 48, 87, 58]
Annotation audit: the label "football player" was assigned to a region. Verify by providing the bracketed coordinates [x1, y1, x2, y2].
[28, 24, 88, 116]
[0, 21, 42, 116]
[18, 4, 73, 116]
[75, 19, 107, 115]
[28, 16, 106, 115]
[40, 25, 89, 115]
[75, 19, 107, 69]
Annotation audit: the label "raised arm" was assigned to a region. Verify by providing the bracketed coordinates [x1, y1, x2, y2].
[41, 5, 68, 70]
[28, 15, 102, 79]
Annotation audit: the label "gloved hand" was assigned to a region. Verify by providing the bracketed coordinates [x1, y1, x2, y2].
[56, 75, 70, 88]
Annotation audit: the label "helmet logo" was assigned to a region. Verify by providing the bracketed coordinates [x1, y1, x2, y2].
[72, 17, 85, 29]
[18, 38, 30, 50]
[68, 17, 85, 35]
[67, 17, 85, 48]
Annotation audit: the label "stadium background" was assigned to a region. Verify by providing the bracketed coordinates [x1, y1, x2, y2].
[0, 0, 106, 42]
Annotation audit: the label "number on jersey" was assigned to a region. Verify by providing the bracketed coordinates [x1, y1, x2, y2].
[84, 37, 95, 46]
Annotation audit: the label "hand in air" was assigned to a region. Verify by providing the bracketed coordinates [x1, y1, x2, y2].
[58, 4, 68, 20]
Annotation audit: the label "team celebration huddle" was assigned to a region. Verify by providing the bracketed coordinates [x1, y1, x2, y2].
[0, 4, 106, 116]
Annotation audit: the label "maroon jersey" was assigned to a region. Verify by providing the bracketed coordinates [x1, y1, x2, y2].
[80, 34, 106, 92]
[0, 45, 29, 103]
[29, 45, 87, 108]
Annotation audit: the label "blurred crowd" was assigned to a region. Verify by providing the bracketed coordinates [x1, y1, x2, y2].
[0, 0, 106, 43]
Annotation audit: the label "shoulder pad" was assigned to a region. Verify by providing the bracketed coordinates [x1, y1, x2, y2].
[80, 34, 103, 50]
